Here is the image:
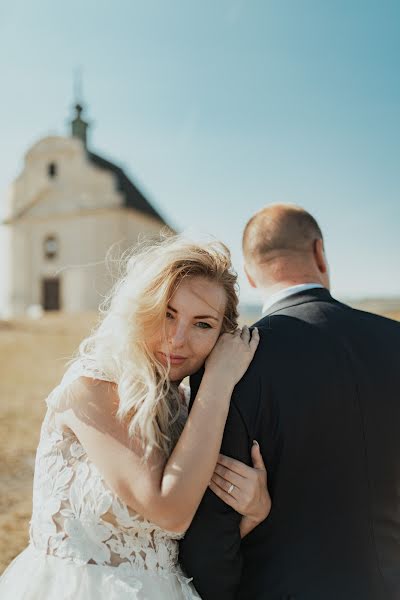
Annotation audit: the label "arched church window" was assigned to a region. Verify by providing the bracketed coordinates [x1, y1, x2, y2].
[44, 235, 59, 260]
[48, 162, 57, 178]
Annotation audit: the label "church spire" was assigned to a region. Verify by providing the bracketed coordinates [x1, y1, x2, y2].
[70, 69, 89, 148]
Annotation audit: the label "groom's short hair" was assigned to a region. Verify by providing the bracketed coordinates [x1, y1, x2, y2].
[242, 204, 323, 264]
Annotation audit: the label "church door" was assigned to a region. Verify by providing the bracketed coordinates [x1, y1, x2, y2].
[42, 278, 61, 311]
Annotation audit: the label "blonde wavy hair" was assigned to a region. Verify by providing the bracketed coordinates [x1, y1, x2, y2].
[69, 233, 239, 458]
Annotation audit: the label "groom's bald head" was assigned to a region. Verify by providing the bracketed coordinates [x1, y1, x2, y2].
[243, 204, 323, 263]
[243, 204, 330, 290]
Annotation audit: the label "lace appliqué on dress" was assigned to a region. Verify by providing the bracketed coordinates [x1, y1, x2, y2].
[29, 360, 192, 588]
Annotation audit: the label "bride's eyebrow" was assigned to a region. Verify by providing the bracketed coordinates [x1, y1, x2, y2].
[194, 314, 219, 322]
[167, 304, 219, 322]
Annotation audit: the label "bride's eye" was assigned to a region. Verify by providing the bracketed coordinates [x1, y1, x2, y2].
[195, 321, 212, 329]
[166, 311, 174, 319]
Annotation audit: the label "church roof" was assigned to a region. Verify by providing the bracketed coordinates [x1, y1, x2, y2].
[69, 102, 168, 225]
[87, 151, 167, 225]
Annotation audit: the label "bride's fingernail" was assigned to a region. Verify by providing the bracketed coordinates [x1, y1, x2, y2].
[252, 440, 259, 446]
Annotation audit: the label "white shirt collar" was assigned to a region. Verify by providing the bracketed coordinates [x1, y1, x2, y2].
[262, 283, 324, 315]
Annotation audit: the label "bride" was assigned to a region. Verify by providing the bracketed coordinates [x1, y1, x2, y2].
[0, 235, 271, 599]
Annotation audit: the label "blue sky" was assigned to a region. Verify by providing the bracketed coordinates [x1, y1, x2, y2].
[0, 0, 399, 305]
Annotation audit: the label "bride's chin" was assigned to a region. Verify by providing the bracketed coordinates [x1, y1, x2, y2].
[170, 369, 190, 382]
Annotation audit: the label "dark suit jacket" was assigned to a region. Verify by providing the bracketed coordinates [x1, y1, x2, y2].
[179, 288, 400, 600]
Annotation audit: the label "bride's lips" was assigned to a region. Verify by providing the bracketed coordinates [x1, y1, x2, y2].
[158, 352, 187, 366]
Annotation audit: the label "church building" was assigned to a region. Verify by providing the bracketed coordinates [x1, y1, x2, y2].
[0, 104, 171, 317]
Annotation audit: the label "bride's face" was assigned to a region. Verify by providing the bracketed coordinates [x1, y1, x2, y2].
[148, 276, 227, 382]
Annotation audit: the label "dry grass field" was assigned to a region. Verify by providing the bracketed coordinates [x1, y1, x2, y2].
[0, 308, 399, 574]
[0, 312, 98, 573]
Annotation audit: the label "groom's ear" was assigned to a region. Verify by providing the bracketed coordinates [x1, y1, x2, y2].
[313, 239, 328, 274]
[244, 264, 257, 288]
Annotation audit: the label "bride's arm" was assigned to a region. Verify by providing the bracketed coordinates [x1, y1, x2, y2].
[209, 443, 271, 537]
[60, 328, 259, 534]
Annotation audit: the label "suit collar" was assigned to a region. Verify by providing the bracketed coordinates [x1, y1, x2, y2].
[262, 286, 334, 316]
[262, 283, 324, 314]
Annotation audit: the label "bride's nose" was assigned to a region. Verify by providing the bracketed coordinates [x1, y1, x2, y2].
[168, 320, 186, 348]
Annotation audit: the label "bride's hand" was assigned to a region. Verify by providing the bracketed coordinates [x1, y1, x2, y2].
[209, 441, 271, 535]
[204, 326, 259, 387]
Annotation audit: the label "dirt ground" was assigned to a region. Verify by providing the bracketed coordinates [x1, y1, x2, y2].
[0, 309, 399, 574]
[0, 312, 98, 573]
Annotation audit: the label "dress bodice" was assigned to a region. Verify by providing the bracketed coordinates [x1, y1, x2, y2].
[28, 360, 190, 586]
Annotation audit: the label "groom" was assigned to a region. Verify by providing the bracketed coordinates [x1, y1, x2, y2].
[180, 204, 400, 599]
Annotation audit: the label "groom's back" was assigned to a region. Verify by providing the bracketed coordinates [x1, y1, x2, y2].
[239, 293, 400, 599]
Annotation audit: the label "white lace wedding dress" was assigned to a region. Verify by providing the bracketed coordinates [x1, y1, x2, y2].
[0, 360, 200, 599]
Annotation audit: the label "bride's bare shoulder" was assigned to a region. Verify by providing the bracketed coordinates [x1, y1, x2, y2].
[67, 375, 118, 404]
[56, 375, 121, 434]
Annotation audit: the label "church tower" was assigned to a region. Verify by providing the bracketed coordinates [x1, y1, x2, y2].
[71, 104, 89, 148]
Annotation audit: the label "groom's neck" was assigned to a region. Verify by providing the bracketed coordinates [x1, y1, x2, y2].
[259, 278, 327, 300]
